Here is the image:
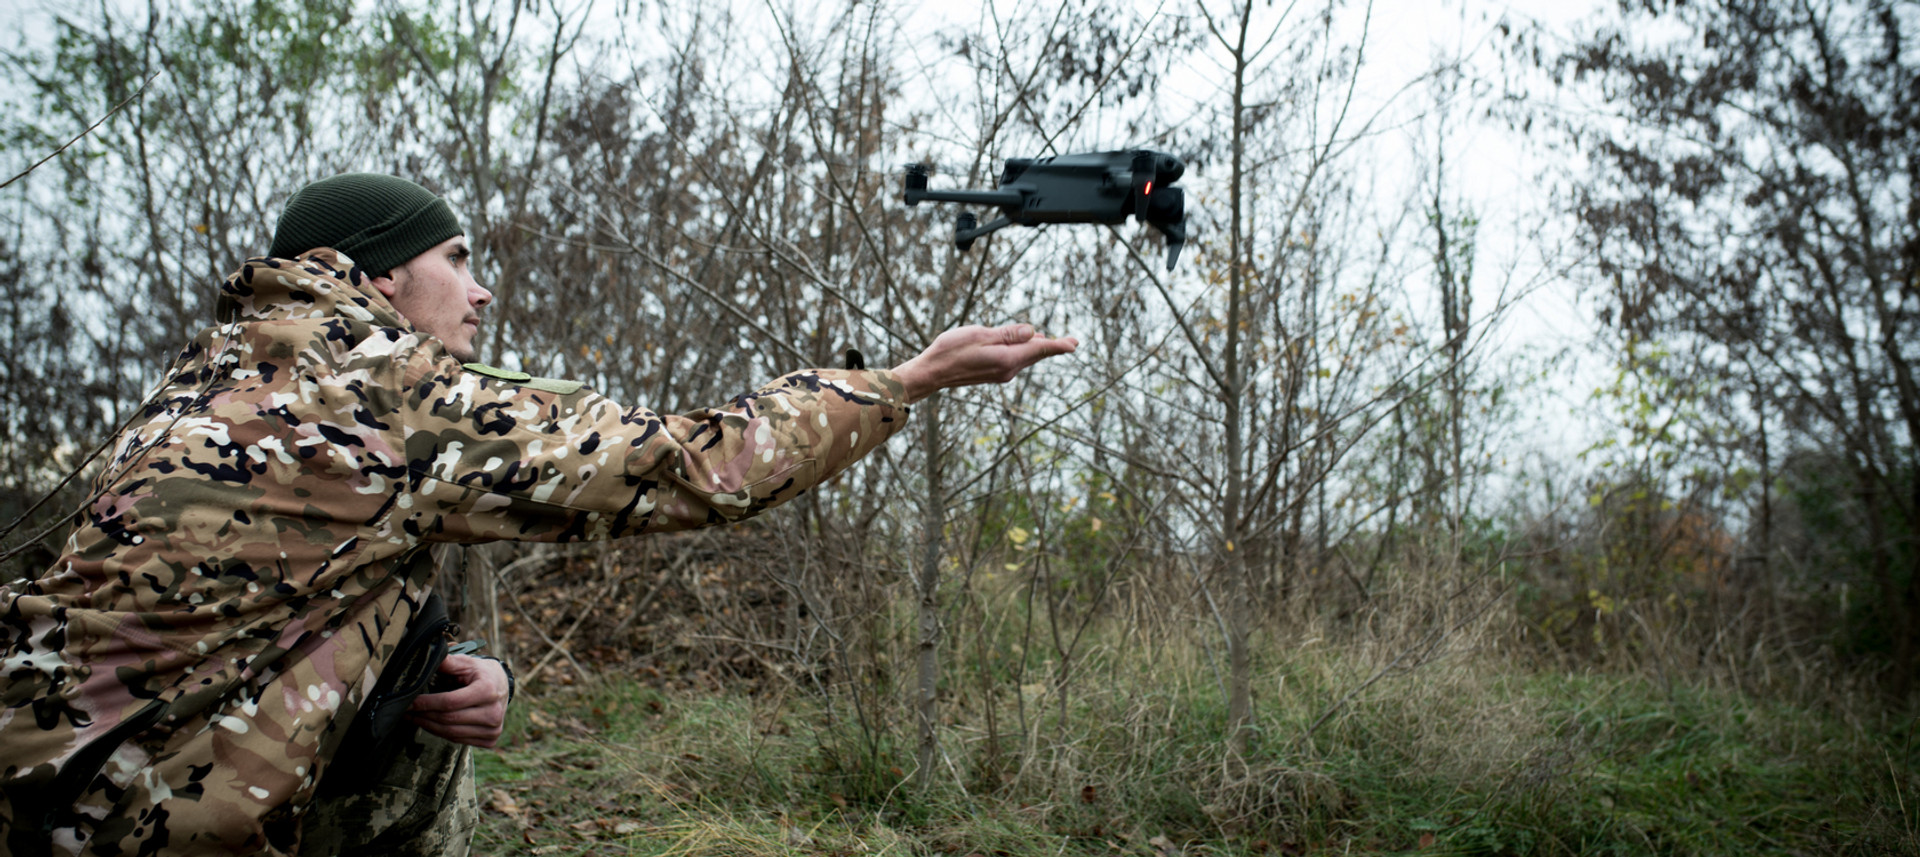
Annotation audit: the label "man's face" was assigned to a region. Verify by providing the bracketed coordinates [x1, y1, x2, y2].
[373, 236, 493, 363]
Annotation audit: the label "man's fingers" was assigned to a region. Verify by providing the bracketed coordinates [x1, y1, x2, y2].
[893, 323, 1078, 402]
[1011, 335, 1078, 364]
[1036, 335, 1078, 355]
[409, 704, 506, 733]
[408, 680, 502, 712]
[411, 718, 501, 739]
[408, 703, 501, 726]
[409, 716, 502, 747]
[407, 687, 478, 712]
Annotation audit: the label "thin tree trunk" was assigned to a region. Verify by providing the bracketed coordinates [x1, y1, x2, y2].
[914, 392, 945, 786]
[1222, 0, 1254, 762]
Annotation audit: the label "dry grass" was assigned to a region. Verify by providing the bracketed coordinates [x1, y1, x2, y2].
[472, 538, 1914, 856]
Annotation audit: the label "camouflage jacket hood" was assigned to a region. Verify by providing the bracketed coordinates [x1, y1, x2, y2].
[0, 249, 909, 855]
[215, 243, 414, 329]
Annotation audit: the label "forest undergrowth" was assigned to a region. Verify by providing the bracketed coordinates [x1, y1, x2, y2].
[469, 559, 1918, 857]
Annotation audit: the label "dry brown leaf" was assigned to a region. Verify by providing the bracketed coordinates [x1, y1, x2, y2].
[486, 788, 523, 817]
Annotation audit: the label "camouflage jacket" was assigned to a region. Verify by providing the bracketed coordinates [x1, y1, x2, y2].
[0, 249, 909, 855]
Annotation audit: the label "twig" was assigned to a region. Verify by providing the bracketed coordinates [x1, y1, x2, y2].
[522, 567, 633, 684]
[685, 633, 798, 654]
[1, 323, 229, 564]
[499, 568, 592, 685]
[1, 72, 160, 192]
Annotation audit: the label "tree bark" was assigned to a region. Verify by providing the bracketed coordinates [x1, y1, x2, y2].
[914, 392, 945, 786]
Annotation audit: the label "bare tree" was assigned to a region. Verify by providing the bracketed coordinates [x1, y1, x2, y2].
[1545, 0, 1920, 695]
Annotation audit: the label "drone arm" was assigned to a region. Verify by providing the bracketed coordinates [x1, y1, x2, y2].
[904, 165, 1025, 208]
[904, 186, 1024, 208]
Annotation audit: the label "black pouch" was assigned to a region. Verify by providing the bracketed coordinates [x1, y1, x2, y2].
[324, 592, 460, 787]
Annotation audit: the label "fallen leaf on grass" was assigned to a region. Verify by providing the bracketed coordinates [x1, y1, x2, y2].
[487, 788, 524, 818]
[567, 817, 648, 837]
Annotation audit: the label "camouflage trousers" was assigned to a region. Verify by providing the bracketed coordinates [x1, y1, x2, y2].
[301, 728, 478, 856]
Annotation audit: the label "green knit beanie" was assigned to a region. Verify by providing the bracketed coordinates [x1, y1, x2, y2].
[270, 173, 464, 275]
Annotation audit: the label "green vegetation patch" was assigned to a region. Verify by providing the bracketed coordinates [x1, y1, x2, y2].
[475, 661, 1917, 856]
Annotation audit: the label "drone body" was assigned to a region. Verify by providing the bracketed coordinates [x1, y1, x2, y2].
[902, 150, 1190, 270]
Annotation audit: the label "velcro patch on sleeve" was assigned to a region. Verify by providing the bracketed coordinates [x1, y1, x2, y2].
[462, 362, 585, 395]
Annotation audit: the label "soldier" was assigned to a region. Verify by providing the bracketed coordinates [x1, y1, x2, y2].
[0, 173, 1076, 855]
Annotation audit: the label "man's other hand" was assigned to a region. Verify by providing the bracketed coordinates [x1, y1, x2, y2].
[891, 323, 1079, 404]
[407, 654, 510, 748]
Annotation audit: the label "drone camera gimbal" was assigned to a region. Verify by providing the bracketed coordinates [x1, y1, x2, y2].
[902, 150, 1190, 270]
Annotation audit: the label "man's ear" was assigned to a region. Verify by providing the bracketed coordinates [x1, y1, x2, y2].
[368, 272, 399, 299]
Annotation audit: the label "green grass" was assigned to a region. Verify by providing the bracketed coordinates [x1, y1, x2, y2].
[472, 646, 1919, 856]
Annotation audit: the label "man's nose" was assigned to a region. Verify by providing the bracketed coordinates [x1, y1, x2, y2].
[470, 281, 493, 309]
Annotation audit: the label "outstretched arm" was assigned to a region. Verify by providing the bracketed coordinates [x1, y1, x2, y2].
[401, 322, 1072, 544]
[889, 323, 1079, 404]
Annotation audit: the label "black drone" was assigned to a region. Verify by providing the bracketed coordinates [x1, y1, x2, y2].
[902, 149, 1190, 270]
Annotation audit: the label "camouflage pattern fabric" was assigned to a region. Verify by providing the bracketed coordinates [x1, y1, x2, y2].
[301, 727, 474, 857]
[0, 248, 909, 855]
